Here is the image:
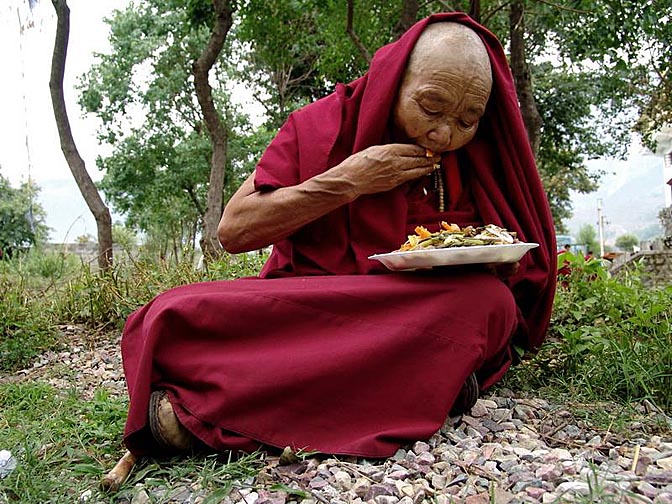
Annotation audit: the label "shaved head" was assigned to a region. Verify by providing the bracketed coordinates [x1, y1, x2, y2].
[392, 23, 493, 153]
[406, 23, 492, 91]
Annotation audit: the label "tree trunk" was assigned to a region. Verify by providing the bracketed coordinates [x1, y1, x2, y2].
[193, 0, 234, 262]
[392, 0, 419, 40]
[49, 0, 112, 270]
[508, 0, 542, 157]
[468, 0, 481, 23]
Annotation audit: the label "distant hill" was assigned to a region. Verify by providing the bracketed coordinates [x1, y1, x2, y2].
[564, 153, 668, 246]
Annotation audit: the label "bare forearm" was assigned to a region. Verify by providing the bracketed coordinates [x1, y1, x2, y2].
[218, 143, 438, 253]
[219, 168, 358, 253]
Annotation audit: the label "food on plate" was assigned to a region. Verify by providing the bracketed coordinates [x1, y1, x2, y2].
[398, 222, 519, 252]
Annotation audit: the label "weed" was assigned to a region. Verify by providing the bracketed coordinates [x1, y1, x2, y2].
[504, 258, 672, 422]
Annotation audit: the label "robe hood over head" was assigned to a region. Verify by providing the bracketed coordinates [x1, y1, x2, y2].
[254, 12, 557, 351]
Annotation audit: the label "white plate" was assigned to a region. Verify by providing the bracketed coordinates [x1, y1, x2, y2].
[369, 242, 539, 271]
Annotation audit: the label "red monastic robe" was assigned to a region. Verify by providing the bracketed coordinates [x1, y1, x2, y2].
[121, 12, 556, 457]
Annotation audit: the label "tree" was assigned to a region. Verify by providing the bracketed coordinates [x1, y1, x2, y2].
[508, 0, 542, 156]
[49, 0, 113, 270]
[238, 0, 634, 229]
[577, 224, 599, 255]
[79, 0, 672, 253]
[554, 0, 672, 152]
[79, 1, 264, 260]
[0, 174, 48, 257]
[615, 233, 639, 252]
[191, 0, 235, 261]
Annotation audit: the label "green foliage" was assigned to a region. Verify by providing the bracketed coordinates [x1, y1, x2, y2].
[0, 275, 57, 373]
[0, 383, 125, 502]
[576, 224, 600, 255]
[615, 233, 640, 252]
[508, 259, 672, 413]
[550, 0, 672, 151]
[112, 222, 137, 251]
[0, 244, 268, 374]
[79, 0, 264, 248]
[0, 248, 82, 373]
[77, 0, 671, 241]
[534, 64, 623, 228]
[0, 175, 49, 256]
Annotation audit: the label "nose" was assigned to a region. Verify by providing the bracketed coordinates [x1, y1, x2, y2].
[426, 122, 453, 151]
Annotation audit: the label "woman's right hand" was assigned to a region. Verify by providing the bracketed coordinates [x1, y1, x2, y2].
[337, 144, 441, 197]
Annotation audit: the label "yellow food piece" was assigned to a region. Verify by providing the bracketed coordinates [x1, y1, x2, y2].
[440, 221, 461, 232]
[414, 226, 432, 239]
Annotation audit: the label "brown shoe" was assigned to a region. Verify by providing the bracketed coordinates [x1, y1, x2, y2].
[449, 372, 479, 416]
[148, 390, 195, 453]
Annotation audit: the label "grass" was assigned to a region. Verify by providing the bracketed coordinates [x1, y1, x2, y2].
[0, 246, 670, 501]
[502, 255, 672, 425]
[0, 383, 266, 503]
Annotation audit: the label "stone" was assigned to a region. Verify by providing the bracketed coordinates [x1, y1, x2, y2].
[431, 473, 447, 490]
[469, 401, 490, 417]
[416, 452, 435, 465]
[374, 497, 399, 504]
[352, 478, 371, 498]
[658, 457, 672, 471]
[555, 480, 591, 495]
[525, 486, 547, 499]
[364, 483, 395, 500]
[412, 441, 430, 454]
[333, 470, 352, 491]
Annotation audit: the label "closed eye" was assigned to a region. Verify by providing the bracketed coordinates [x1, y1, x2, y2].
[420, 105, 442, 117]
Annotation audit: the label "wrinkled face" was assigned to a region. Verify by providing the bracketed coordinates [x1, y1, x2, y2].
[392, 24, 492, 154]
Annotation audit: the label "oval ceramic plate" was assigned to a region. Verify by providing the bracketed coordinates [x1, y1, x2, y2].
[369, 242, 539, 271]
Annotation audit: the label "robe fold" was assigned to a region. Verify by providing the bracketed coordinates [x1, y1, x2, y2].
[122, 12, 556, 457]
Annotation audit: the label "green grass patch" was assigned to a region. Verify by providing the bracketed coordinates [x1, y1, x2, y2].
[0, 382, 266, 503]
[0, 383, 127, 502]
[505, 255, 672, 421]
[0, 277, 59, 373]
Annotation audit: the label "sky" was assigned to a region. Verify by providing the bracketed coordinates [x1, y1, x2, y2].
[1, 2, 670, 244]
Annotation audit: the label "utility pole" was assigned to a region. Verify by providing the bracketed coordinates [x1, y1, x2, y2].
[597, 199, 606, 257]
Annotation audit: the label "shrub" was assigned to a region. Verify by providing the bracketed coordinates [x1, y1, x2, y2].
[508, 257, 672, 412]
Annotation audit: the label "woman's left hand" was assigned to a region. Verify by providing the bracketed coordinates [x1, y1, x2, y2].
[485, 261, 520, 279]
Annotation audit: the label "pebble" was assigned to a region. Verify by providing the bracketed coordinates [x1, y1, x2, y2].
[3, 326, 671, 504]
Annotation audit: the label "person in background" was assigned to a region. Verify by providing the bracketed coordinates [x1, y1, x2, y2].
[119, 12, 556, 459]
[557, 244, 573, 277]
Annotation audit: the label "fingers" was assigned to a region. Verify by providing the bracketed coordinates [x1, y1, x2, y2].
[486, 261, 520, 279]
[392, 144, 441, 164]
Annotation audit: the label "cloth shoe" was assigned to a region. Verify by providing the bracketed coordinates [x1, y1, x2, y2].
[148, 390, 196, 453]
[449, 372, 479, 416]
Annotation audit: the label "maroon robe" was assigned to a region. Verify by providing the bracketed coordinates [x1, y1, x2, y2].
[122, 12, 556, 457]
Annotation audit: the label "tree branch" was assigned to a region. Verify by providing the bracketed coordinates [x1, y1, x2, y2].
[346, 0, 371, 64]
[483, 1, 512, 25]
[532, 0, 592, 15]
[430, 0, 455, 12]
[392, 0, 419, 40]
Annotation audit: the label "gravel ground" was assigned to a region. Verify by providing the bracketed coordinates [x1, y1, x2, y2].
[3, 325, 672, 503]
